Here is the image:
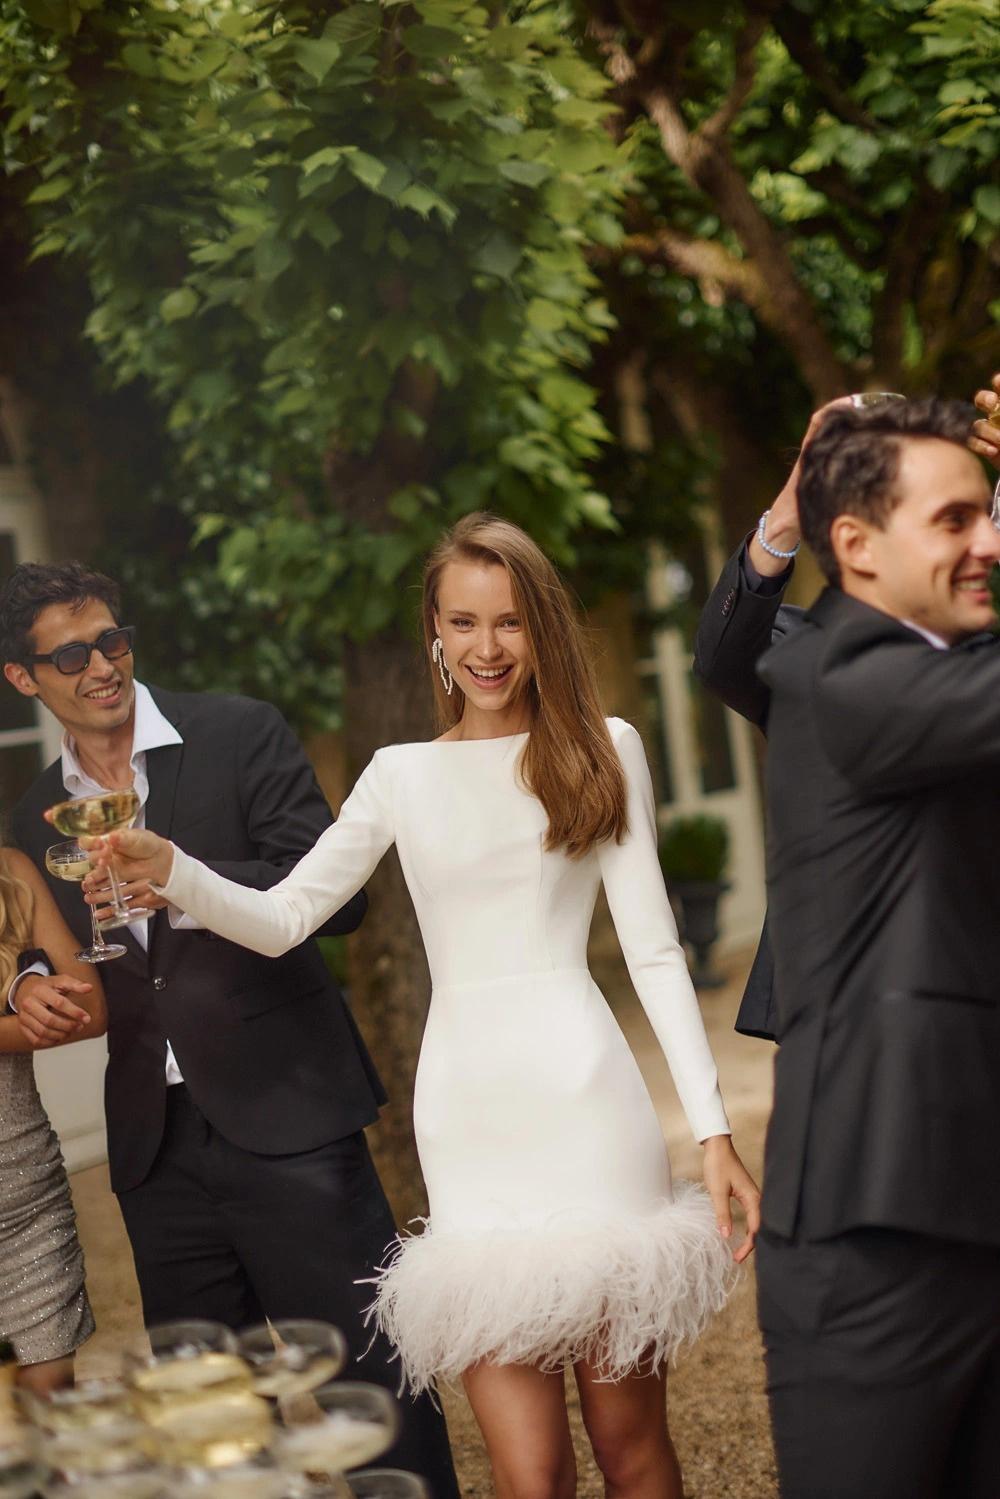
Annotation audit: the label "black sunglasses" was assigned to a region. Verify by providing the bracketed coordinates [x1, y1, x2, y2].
[27, 625, 136, 677]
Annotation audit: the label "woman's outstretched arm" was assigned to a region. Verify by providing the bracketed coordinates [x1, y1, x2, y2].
[80, 753, 396, 960]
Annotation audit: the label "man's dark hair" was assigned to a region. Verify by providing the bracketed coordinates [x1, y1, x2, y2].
[798, 397, 976, 585]
[0, 561, 122, 668]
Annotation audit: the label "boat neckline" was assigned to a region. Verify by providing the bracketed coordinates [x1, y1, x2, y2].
[428, 730, 531, 745]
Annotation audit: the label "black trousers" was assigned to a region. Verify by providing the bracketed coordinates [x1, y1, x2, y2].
[117, 1085, 459, 1499]
[757, 1226, 1000, 1499]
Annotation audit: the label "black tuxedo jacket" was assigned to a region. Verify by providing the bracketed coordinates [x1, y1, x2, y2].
[12, 685, 386, 1194]
[693, 546, 802, 1038]
[758, 588, 1000, 1245]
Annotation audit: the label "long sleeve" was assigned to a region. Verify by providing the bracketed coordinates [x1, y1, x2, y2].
[159, 752, 395, 958]
[693, 542, 804, 731]
[197, 698, 368, 938]
[598, 722, 731, 1143]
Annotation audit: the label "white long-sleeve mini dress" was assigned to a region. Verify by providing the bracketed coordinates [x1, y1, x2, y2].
[160, 717, 735, 1391]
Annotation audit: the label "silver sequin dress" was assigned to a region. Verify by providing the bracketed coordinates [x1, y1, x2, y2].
[0, 1053, 93, 1364]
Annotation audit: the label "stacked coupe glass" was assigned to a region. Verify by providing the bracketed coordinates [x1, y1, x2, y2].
[0, 1320, 427, 1499]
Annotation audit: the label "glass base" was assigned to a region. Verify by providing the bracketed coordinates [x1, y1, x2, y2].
[77, 943, 128, 963]
[100, 906, 159, 929]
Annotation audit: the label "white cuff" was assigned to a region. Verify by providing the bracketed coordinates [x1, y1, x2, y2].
[7, 961, 50, 1013]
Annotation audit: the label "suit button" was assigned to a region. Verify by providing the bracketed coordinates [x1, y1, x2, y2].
[152, 976, 167, 991]
[722, 589, 736, 616]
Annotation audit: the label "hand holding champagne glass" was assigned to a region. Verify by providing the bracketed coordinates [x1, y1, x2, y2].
[47, 790, 159, 927]
[45, 841, 127, 962]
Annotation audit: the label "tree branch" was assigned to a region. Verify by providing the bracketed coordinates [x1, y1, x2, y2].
[594, 226, 770, 311]
[700, 11, 770, 143]
[638, 79, 850, 400]
[771, 8, 878, 132]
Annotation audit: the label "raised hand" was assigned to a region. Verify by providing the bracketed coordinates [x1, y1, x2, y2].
[970, 373, 1000, 471]
[750, 397, 853, 577]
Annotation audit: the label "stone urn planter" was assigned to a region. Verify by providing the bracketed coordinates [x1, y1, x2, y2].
[658, 815, 731, 990]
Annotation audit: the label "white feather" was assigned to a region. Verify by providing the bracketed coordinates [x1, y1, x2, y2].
[366, 1181, 737, 1395]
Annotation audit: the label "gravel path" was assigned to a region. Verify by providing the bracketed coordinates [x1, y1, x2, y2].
[72, 941, 777, 1497]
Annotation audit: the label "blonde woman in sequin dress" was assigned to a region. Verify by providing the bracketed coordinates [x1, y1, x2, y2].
[0, 846, 106, 1394]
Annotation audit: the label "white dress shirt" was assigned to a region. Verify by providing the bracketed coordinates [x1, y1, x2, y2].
[37, 682, 196, 1084]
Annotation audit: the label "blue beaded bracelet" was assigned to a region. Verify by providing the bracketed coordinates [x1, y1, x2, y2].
[756, 509, 800, 560]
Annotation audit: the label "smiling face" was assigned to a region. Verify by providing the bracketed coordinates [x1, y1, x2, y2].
[833, 437, 999, 643]
[433, 560, 533, 726]
[3, 597, 135, 739]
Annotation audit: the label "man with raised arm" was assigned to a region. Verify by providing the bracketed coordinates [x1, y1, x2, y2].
[694, 374, 1000, 1039]
[713, 398, 1000, 1497]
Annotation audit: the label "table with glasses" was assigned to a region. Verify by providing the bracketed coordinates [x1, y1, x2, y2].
[0, 1319, 429, 1499]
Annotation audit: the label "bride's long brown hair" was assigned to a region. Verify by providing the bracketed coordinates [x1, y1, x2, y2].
[422, 514, 627, 858]
[0, 851, 31, 998]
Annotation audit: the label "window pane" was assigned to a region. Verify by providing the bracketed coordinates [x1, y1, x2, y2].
[0, 742, 43, 825]
[0, 532, 39, 731]
[674, 540, 737, 795]
[689, 677, 737, 794]
[637, 674, 674, 805]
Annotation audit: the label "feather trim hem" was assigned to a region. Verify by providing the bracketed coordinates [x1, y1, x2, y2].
[365, 1180, 737, 1395]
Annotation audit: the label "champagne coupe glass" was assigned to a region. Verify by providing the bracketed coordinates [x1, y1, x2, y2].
[124, 1321, 269, 1471]
[237, 1322, 348, 1400]
[169, 1464, 290, 1499]
[45, 840, 127, 962]
[347, 1471, 430, 1499]
[23, 1378, 152, 1481]
[992, 477, 1000, 532]
[849, 392, 906, 409]
[47, 789, 158, 927]
[39, 1473, 169, 1499]
[274, 1381, 400, 1482]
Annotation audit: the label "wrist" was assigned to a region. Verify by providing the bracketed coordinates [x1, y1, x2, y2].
[750, 507, 800, 576]
[700, 1133, 733, 1152]
[763, 492, 800, 548]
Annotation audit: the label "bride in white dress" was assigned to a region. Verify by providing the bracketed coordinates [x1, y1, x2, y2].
[84, 514, 759, 1499]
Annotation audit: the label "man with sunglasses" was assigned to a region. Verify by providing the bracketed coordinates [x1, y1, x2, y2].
[0, 561, 459, 1498]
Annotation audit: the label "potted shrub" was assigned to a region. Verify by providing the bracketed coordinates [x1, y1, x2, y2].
[658, 814, 731, 989]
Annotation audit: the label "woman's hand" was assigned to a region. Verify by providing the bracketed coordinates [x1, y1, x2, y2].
[701, 1134, 760, 1264]
[75, 827, 176, 895]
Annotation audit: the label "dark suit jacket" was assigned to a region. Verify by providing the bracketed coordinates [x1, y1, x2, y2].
[693, 546, 802, 1038]
[12, 685, 386, 1194]
[759, 588, 1000, 1246]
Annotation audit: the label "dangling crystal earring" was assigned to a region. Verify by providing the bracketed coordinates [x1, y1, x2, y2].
[432, 636, 453, 696]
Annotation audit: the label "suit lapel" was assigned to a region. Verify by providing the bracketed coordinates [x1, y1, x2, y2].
[143, 701, 186, 960]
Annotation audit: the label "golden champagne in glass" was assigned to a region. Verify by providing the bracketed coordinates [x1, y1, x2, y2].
[45, 842, 127, 963]
[47, 790, 158, 927]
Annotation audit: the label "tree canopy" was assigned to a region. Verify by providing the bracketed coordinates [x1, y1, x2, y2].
[2, 0, 629, 724]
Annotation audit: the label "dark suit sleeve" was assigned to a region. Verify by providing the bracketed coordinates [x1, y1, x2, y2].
[813, 624, 1000, 794]
[693, 542, 804, 730]
[200, 699, 366, 937]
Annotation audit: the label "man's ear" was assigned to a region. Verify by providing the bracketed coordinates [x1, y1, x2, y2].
[830, 514, 878, 582]
[4, 662, 39, 699]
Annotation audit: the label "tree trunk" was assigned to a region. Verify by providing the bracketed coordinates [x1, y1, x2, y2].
[343, 627, 435, 1227]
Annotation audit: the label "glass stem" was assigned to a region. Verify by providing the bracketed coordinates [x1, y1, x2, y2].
[106, 858, 130, 921]
[89, 902, 109, 952]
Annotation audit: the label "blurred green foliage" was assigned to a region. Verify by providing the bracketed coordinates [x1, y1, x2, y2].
[1, 0, 997, 728]
[1, 0, 628, 726]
